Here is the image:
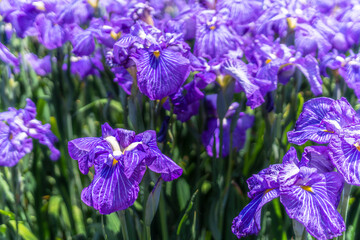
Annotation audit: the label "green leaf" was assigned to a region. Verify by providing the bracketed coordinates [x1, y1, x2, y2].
[145, 179, 163, 226]
[176, 178, 190, 211]
[0, 210, 15, 220]
[9, 221, 38, 240]
[106, 213, 121, 233]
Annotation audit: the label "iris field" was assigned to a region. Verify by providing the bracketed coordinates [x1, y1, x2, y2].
[1, 0, 360, 240]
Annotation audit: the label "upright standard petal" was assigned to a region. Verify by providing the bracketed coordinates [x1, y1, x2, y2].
[132, 48, 190, 100]
[287, 97, 335, 145]
[0, 42, 19, 67]
[300, 146, 334, 173]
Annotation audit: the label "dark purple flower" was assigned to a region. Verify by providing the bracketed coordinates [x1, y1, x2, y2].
[68, 123, 182, 214]
[71, 30, 96, 56]
[0, 99, 60, 167]
[202, 95, 254, 158]
[217, 0, 263, 24]
[163, 80, 204, 122]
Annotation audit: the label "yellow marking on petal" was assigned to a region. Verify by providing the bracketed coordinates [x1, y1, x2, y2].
[354, 142, 360, 152]
[87, 0, 99, 8]
[9, 133, 13, 140]
[210, 25, 216, 30]
[33, 1, 45, 11]
[323, 129, 334, 133]
[300, 185, 314, 193]
[264, 188, 274, 194]
[112, 158, 118, 166]
[265, 59, 272, 64]
[286, 17, 297, 30]
[110, 30, 121, 40]
[153, 50, 160, 58]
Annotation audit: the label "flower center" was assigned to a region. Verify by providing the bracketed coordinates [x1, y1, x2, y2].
[153, 50, 160, 58]
[323, 129, 334, 133]
[300, 185, 314, 193]
[8, 133, 13, 140]
[209, 25, 216, 30]
[354, 142, 360, 152]
[264, 188, 274, 194]
[105, 136, 143, 166]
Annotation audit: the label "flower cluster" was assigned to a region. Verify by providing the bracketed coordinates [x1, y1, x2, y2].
[288, 97, 360, 185]
[0, 99, 60, 167]
[233, 97, 360, 239]
[68, 123, 182, 214]
[232, 147, 345, 240]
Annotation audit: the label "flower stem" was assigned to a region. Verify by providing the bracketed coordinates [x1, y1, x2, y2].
[119, 210, 130, 240]
[339, 183, 352, 240]
[101, 215, 108, 240]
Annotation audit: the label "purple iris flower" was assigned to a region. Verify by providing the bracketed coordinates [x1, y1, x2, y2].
[113, 24, 191, 100]
[288, 97, 360, 186]
[232, 147, 345, 240]
[194, 10, 241, 59]
[0, 99, 60, 167]
[201, 95, 254, 158]
[288, 97, 359, 145]
[163, 80, 204, 122]
[68, 123, 182, 214]
[62, 51, 104, 80]
[24, 53, 52, 76]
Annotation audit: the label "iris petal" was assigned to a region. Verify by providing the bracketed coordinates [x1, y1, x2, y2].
[287, 97, 334, 144]
[232, 189, 280, 238]
[280, 172, 345, 240]
[68, 137, 104, 174]
[329, 135, 360, 185]
[81, 163, 140, 215]
[132, 48, 190, 100]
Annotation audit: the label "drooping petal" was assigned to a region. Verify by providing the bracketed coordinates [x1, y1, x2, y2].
[280, 171, 345, 240]
[68, 137, 104, 174]
[329, 135, 360, 185]
[134, 130, 183, 181]
[132, 48, 190, 100]
[232, 189, 280, 239]
[221, 59, 264, 109]
[0, 42, 19, 67]
[81, 163, 140, 214]
[122, 147, 147, 179]
[293, 55, 323, 96]
[287, 97, 335, 145]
